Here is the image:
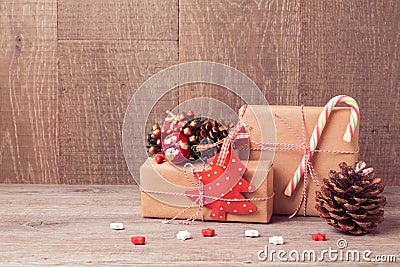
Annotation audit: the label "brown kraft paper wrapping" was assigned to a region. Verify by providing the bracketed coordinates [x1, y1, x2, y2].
[140, 158, 274, 223]
[240, 105, 359, 216]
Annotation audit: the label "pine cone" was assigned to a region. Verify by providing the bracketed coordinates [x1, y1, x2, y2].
[315, 161, 386, 235]
[183, 118, 228, 152]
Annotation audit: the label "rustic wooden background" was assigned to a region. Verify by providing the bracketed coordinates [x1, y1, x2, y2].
[1, 1, 399, 185]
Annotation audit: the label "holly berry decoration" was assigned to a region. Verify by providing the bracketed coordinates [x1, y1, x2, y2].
[147, 123, 162, 155]
[163, 110, 194, 136]
[162, 133, 193, 164]
[155, 155, 165, 164]
[315, 161, 386, 235]
[185, 148, 257, 221]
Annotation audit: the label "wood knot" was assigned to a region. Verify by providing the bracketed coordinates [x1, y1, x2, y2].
[16, 35, 23, 42]
[15, 34, 23, 52]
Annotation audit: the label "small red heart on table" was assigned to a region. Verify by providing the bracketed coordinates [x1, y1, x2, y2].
[201, 228, 215, 237]
[312, 233, 326, 241]
[131, 236, 146, 245]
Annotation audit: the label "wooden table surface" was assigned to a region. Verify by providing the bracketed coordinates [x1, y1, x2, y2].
[0, 185, 398, 266]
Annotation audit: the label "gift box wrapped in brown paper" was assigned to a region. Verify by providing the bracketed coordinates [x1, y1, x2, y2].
[239, 105, 359, 216]
[140, 157, 274, 223]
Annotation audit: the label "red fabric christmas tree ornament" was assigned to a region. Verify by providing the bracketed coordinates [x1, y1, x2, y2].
[186, 147, 257, 221]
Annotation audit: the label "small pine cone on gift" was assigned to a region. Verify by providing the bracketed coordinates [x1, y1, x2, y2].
[315, 161, 386, 235]
[182, 118, 228, 147]
[197, 119, 228, 151]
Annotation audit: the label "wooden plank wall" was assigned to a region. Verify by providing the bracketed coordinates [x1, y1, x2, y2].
[1, 0, 399, 185]
[0, 1, 59, 183]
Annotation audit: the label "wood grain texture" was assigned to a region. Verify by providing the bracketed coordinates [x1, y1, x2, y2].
[58, 40, 178, 184]
[179, 0, 301, 110]
[0, 0, 59, 183]
[0, 184, 399, 265]
[299, 0, 400, 185]
[0, 0, 399, 185]
[58, 0, 178, 41]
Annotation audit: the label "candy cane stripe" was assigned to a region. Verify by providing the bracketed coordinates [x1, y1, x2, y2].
[285, 95, 359, 197]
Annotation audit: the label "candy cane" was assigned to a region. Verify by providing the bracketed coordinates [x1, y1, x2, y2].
[284, 95, 360, 196]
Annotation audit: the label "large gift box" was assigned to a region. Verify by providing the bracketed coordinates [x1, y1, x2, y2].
[240, 105, 359, 216]
[140, 157, 274, 223]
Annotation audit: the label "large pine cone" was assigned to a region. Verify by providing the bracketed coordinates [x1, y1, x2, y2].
[315, 161, 386, 235]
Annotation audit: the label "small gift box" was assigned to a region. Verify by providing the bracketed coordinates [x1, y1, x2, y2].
[140, 157, 274, 223]
[240, 97, 360, 216]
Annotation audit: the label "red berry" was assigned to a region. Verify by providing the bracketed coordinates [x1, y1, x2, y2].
[152, 129, 161, 139]
[189, 135, 197, 143]
[185, 111, 194, 118]
[183, 127, 193, 136]
[155, 155, 164, 164]
[148, 146, 158, 155]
